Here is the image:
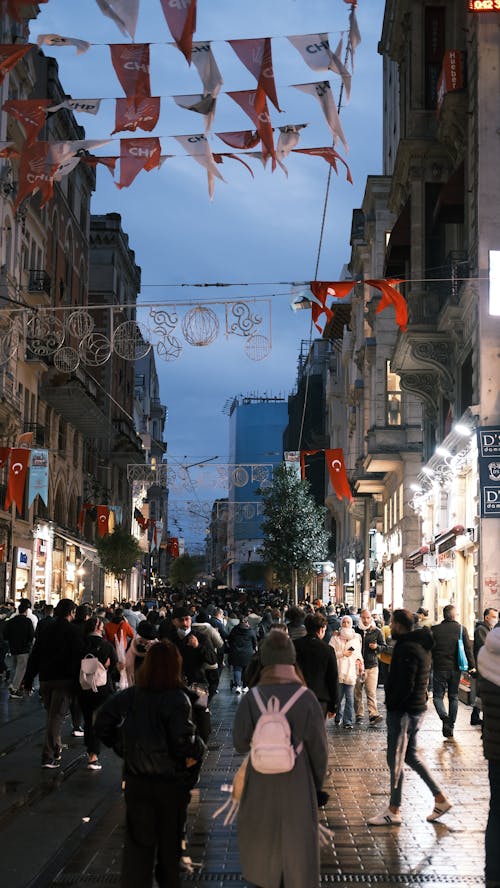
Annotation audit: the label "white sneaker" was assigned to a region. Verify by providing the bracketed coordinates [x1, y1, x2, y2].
[234, 686, 242, 694]
[427, 799, 452, 822]
[368, 808, 401, 826]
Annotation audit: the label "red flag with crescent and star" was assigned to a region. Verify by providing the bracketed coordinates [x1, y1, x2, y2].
[4, 448, 30, 513]
[325, 449, 353, 502]
[97, 505, 110, 537]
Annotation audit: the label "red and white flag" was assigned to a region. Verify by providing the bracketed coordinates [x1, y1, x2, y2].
[216, 129, 260, 150]
[293, 147, 352, 183]
[288, 34, 351, 101]
[117, 137, 161, 189]
[2, 99, 51, 146]
[97, 505, 110, 538]
[311, 300, 334, 334]
[4, 447, 30, 513]
[81, 155, 118, 176]
[37, 34, 90, 54]
[15, 142, 59, 208]
[213, 152, 254, 179]
[160, 0, 197, 64]
[325, 449, 352, 502]
[110, 44, 151, 104]
[365, 279, 408, 332]
[174, 133, 225, 200]
[191, 41, 223, 97]
[173, 94, 216, 132]
[96, 0, 139, 39]
[48, 98, 101, 115]
[47, 138, 112, 181]
[112, 96, 161, 134]
[0, 141, 18, 158]
[228, 38, 281, 112]
[0, 43, 32, 84]
[227, 88, 276, 170]
[292, 82, 348, 154]
[348, 7, 362, 68]
[310, 280, 356, 305]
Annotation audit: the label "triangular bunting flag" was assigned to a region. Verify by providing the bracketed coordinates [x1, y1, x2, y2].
[0, 43, 33, 84]
[96, 0, 139, 39]
[173, 93, 216, 132]
[110, 44, 151, 105]
[116, 137, 161, 189]
[160, 0, 197, 64]
[174, 133, 225, 200]
[365, 279, 408, 332]
[2, 99, 52, 146]
[293, 147, 352, 183]
[37, 34, 90, 54]
[292, 82, 348, 153]
[228, 37, 281, 112]
[112, 97, 161, 134]
[227, 88, 276, 170]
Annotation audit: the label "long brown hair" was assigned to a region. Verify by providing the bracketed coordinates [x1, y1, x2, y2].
[136, 639, 183, 690]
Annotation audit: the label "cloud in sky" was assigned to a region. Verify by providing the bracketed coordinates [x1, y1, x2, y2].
[29, 0, 385, 546]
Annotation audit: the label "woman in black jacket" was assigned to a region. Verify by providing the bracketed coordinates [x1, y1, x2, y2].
[227, 616, 257, 692]
[79, 617, 117, 770]
[95, 640, 205, 888]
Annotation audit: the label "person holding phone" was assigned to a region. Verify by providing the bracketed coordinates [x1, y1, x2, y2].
[330, 615, 363, 728]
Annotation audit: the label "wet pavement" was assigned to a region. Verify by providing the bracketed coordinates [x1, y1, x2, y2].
[0, 671, 488, 887]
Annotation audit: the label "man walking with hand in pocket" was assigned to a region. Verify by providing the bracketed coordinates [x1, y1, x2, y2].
[431, 604, 475, 738]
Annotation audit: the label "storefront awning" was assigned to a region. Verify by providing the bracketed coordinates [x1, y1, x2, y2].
[434, 525, 465, 554]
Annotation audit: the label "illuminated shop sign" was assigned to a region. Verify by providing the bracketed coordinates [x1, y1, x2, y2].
[469, 0, 500, 11]
[477, 427, 500, 517]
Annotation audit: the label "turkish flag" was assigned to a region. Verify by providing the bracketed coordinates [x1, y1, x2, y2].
[110, 44, 151, 104]
[112, 96, 160, 134]
[0, 447, 10, 470]
[160, 0, 197, 64]
[325, 449, 352, 502]
[216, 130, 260, 150]
[293, 147, 353, 183]
[365, 279, 408, 332]
[227, 88, 276, 170]
[97, 505, 110, 537]
[2, 99, 51, 146]
[229, 38, 281, 112]
[311, 300, 333, 334]
[117, 137, 161, 189]
[0, 43, 33, 83]
[15, 142, 58, 209]
[310, 280, 356, 306]
[4, 448, 30, 513]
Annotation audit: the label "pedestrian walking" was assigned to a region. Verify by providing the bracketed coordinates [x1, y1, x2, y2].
[471, 607, 498, 726]
[3, 599, 34, 697]
[330, 614, 363, 728]
[79, 616, 117, 770]
[227, 615, 257, 693]
[233, 629, 328, 888]
[477, 625, 500, 888]
[95, 640, 206, 888]
[431, 604, 475, 738]
[354, 609, 386, 725]
[368, 608, 452, 826]
[294, 612, 338, 719]
[23, 599, 82, 768]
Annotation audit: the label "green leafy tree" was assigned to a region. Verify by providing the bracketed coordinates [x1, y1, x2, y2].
[96, 525, 143, 592]
[169, 553, 203, 590]
[259, 463, 329, 602]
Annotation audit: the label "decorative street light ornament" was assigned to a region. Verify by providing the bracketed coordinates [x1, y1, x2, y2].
[182, 305, 219, 346]
[66, 309, 95, 338]
[156, 333, 182, 361]
[79, 332, 112, 366]
[113, 319, 151, 360]
[53, 346, 80, 372]
[225, 301, 263, 336]
[26, 311, 65, 356]
[244, 333, 271, 361]
[233, 466, 250, 487]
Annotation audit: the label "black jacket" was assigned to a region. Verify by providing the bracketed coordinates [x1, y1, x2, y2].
[95, 685, 206, 782]
[473, 620, 490, 662]
[81, 634, 117, 694]
[3, 614, 34, 655]
[294, 634, 339, 713]
[24, 617, 83, 687]
[355, 624, 386, 669]
[385, 627, 434, 713]
[431, 618, 474, 673]
[227, 623, 257, 667]
[158, 623, 217, 684]
[481, 678, 500, 761]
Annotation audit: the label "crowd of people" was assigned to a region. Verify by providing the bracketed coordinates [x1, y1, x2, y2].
[0, 590, 498, 888]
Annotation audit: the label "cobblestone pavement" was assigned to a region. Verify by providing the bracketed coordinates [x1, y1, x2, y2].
[39, 673, 488, 888]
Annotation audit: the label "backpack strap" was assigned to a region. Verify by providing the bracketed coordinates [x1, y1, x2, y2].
[279, 685, 307, 716]
[251, 686, 267, 715]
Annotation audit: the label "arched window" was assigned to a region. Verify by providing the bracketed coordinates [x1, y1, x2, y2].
[54, 482, 66, 526]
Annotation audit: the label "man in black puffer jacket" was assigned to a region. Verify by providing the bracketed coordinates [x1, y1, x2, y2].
[478, 626, 500, 888]
[294, 612, 338, 718]
[368, 608, 452, 827]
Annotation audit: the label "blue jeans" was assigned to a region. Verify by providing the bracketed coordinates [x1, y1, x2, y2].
[486, 760, 500, 884]
[233, 666, 243, 687]
[432, 669, 460, 727]
[338, 683, 354, 726]
[387, 710, 442, 808]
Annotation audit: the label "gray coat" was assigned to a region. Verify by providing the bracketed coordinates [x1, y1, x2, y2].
[233, 681, 328, 888]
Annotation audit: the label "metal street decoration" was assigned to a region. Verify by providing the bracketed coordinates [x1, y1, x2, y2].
[0, 299, 272, 366]
[126, 462, 274, 490]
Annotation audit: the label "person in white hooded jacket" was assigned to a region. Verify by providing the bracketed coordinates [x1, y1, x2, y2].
[330, 615, 363, 728]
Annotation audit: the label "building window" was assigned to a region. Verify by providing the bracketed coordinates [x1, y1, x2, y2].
[424, 6, 445, 110]
[386, 361, 402, 426]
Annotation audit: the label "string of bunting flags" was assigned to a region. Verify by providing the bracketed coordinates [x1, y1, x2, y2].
[0, 0, 361, 201]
